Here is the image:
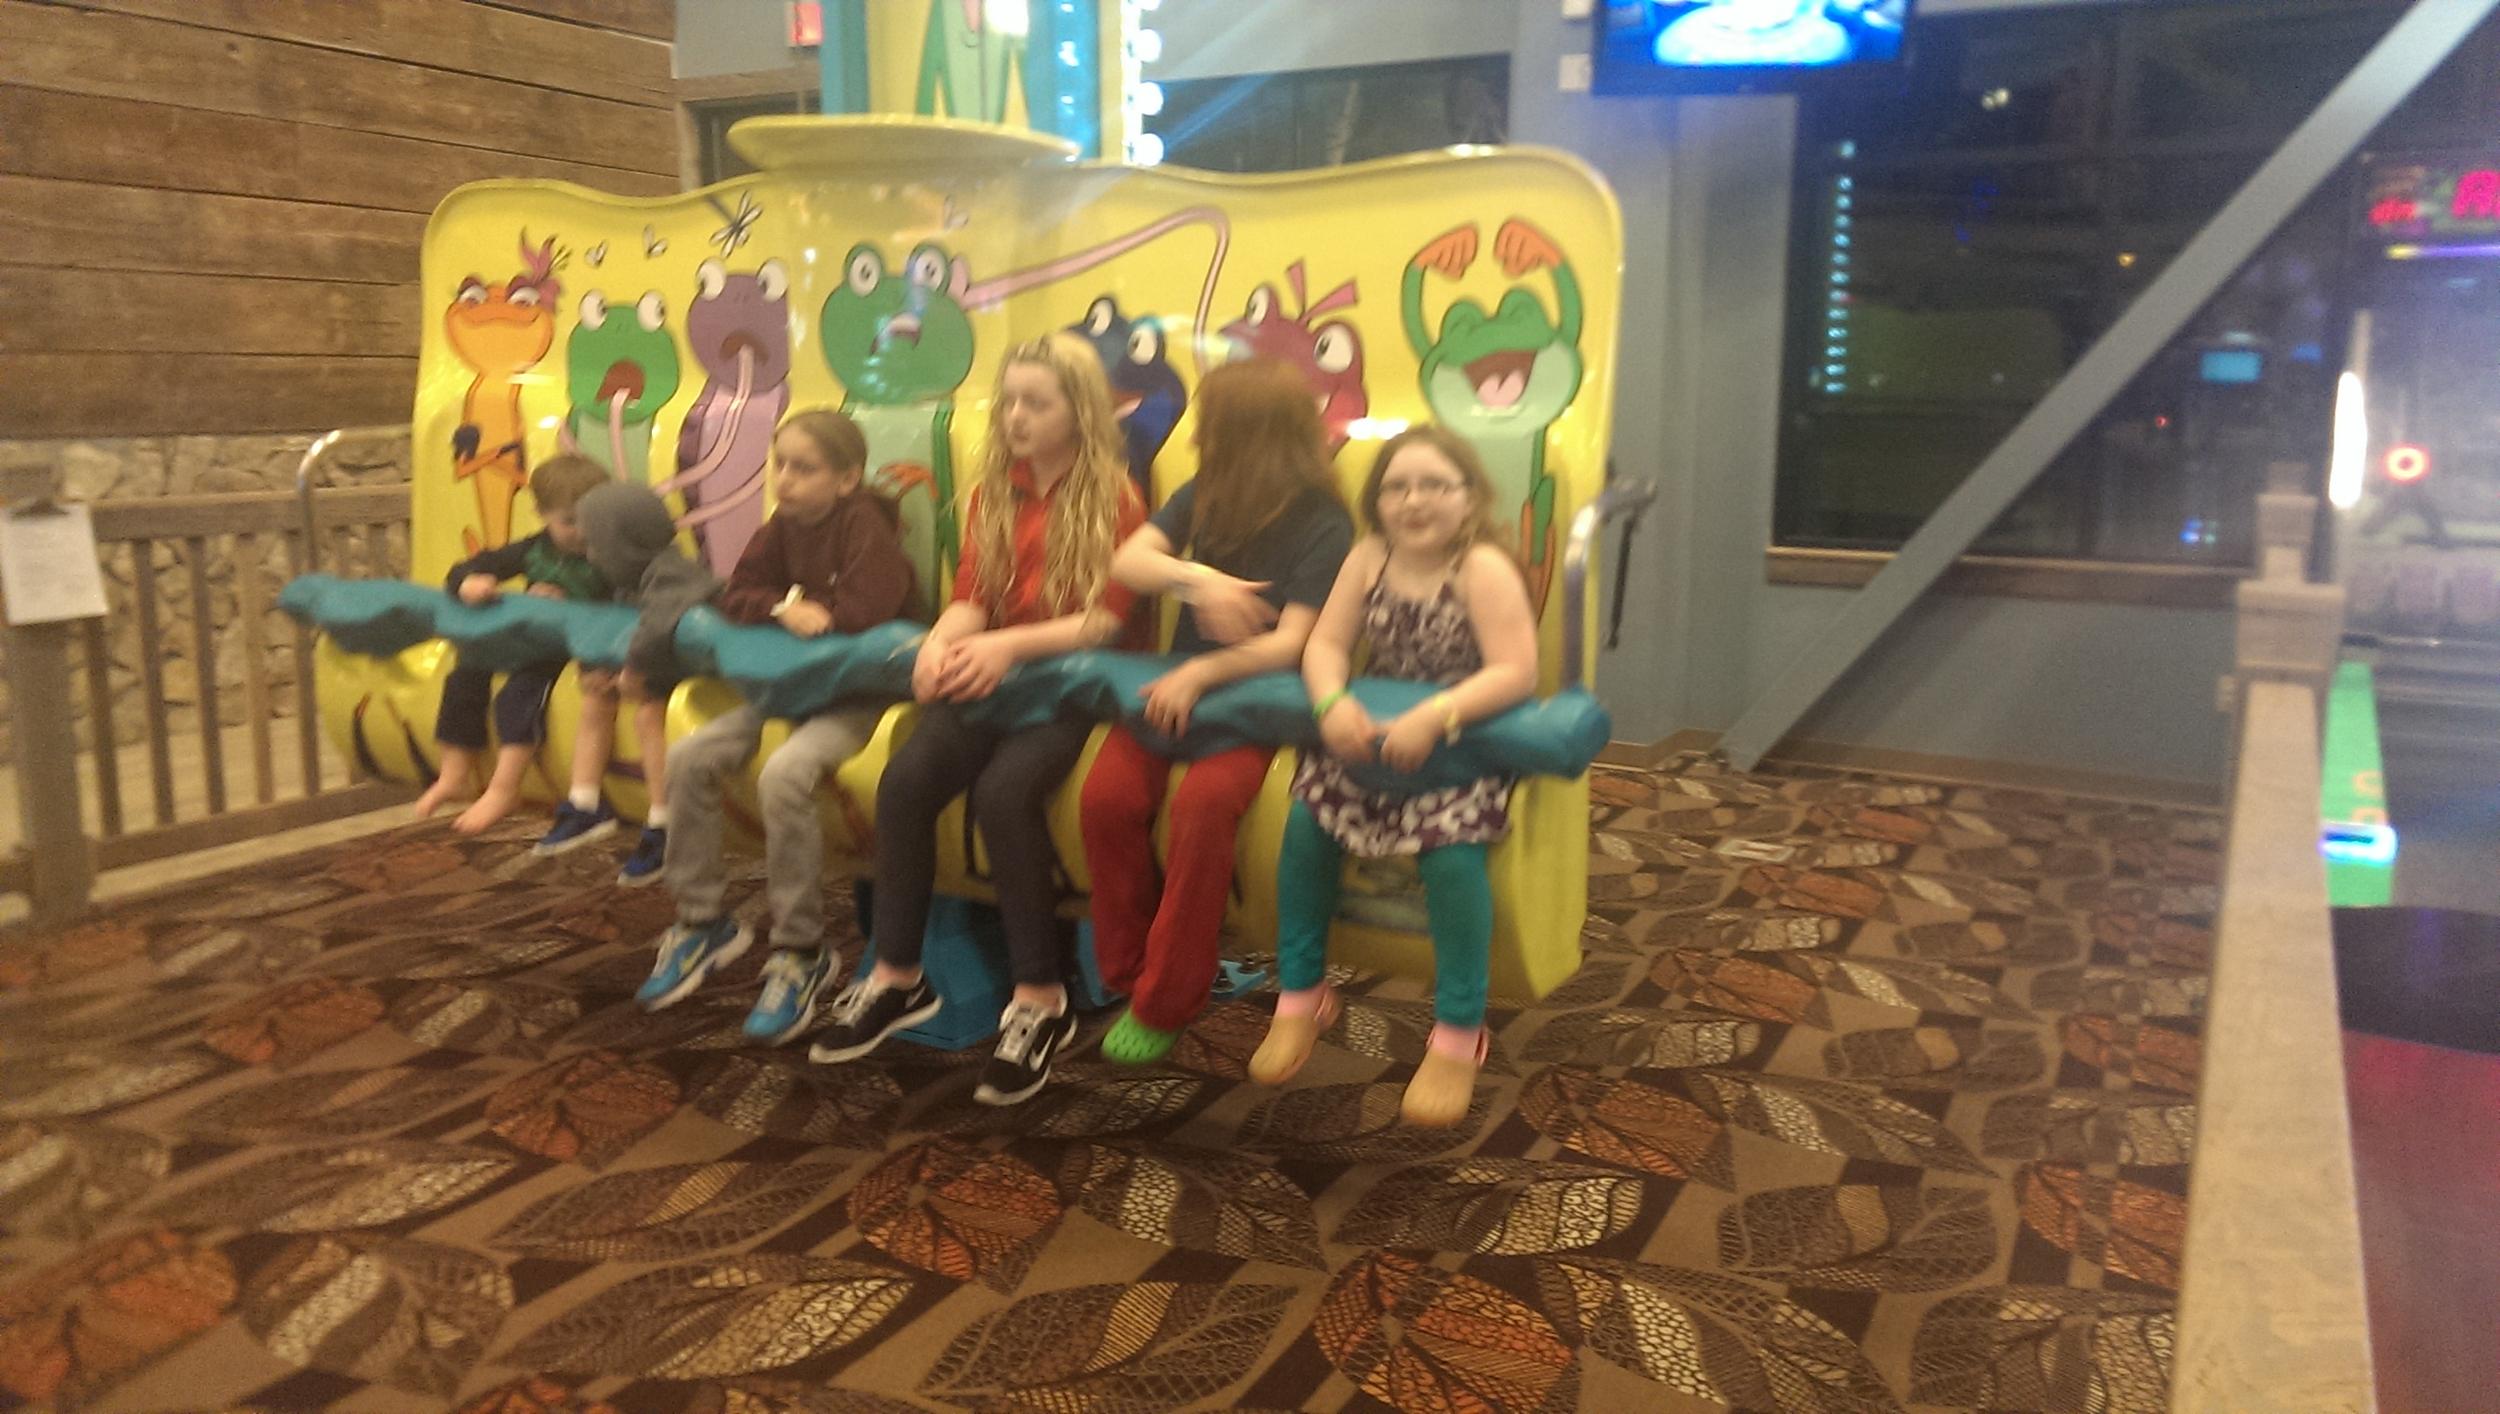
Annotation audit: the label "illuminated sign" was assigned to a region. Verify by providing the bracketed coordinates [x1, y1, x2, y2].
[2385, 445, 2431, 484]
[2366, 160, 2500, 245]
[788, 1, 822, 49]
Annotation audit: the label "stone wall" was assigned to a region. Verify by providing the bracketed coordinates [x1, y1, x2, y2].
[0, 431, 411, 758]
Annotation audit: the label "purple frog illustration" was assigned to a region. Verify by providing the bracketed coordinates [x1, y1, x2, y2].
[655, 257, 791, 574]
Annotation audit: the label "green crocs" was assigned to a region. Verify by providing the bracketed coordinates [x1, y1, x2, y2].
[1101, 1009, 1180, 1066]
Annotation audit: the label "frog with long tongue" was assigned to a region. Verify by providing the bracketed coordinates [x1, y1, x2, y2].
[657, 258, 791, 575]
[1403, 217, 1586, 612]
[563, 285, 683, 485]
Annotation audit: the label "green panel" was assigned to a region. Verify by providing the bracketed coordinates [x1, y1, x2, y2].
[2320, 659, 2394, 907]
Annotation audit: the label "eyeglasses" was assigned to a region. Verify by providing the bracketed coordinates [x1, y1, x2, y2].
[1379, 478, 1466, 503]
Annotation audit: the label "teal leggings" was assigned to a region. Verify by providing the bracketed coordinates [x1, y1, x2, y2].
[1276, 800, 1492, 1027]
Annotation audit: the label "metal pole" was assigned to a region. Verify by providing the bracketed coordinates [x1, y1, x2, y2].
[1718, 0, 2500, 771]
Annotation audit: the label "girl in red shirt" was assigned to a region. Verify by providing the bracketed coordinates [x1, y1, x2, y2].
[810, 332, 1145, 1106]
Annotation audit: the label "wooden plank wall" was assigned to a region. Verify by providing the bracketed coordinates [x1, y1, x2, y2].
[0, 0, 681, 437]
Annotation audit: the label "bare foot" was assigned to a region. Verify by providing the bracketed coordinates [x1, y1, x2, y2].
[452, 783, 523, 835]
[413, 777, 466, 819]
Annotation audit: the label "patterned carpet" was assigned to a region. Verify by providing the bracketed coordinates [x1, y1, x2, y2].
[0, 755, 2217, 1413]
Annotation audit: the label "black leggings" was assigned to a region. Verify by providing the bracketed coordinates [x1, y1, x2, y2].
[872, 705, 1093, 987]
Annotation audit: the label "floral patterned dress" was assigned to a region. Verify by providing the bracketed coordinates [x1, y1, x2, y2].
[1291, 569, 1512, 855]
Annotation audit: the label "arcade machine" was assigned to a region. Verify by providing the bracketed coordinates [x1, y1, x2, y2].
[2324, 151, 2500, 915]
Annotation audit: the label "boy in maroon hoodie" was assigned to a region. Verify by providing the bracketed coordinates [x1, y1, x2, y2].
[635, 410, 917, 1042]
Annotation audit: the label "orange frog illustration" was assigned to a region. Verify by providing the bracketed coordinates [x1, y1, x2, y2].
[446, 233, 561, 554]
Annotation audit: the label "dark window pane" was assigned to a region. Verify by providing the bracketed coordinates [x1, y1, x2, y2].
[1777, 0, 2425, 565]
[695, 92, 820, 186]
[2375, 21, 2500, 150]
[1153, 57, 1508, 174]
[1800, 162, 2102, 407]
[1152, 75, 1298, 173]
[2122, 5, 2400, 144]
[1811, 15, 2113, 154]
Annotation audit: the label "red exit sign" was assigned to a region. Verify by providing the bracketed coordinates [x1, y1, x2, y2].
[789, 1, 822, 49]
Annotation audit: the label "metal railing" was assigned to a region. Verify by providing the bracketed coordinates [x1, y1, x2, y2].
[2, 429, 411, 925]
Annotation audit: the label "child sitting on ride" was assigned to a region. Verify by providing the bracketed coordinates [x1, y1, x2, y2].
[1250, 426, 1539, 1128]
[559, 480, 723, 882]
[809, 331, 1149, 1106]
[1080, 360, 1354, 1065]
[413, 453, 611, 833]
[634, 409, 918, 1040]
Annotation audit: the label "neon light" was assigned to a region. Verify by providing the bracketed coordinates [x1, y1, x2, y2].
[2370, 196, 2422, 227]
[2386, 445, 2431, 484]
[2328, 371, 2368, 510]
[2390, 241, 2500, 260]
[2321, 820, 2399, 866]
[2455, 169, 2500, 220]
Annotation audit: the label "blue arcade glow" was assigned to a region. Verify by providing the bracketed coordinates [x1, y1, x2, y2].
[2321, 820, 2399, 867]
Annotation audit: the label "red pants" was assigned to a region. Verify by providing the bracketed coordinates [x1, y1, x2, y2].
[1080, 725, 1273, 1031]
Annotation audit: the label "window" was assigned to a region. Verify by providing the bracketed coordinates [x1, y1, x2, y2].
[1147, 56, 1509, 174]
[690, 88, 822, 186]
[1774, 1, 2418, 567]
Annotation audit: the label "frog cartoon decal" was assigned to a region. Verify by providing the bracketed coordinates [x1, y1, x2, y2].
[445, 232, 560, 554]
[1405, 218, 1584, 610]
[1220, 262, 1367, 453]
[1069, 295, 1186, 500]
[655, 258, 791, 575]
[563, 286, 682, 485]
[819, 241, 976, 620]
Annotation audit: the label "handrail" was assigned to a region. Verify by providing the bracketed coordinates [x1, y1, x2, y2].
[2172, 679, 2375, 1409]
[1562, 476, 1656, 692]
[295, 428, 345, 575]
[2173, 482, 2373, 1410]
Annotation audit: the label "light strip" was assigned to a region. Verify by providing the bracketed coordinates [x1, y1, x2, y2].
[2327, 369, 2368, 510]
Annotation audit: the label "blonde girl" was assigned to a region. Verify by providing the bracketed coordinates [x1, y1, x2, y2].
[810, 332, 1147, 1106]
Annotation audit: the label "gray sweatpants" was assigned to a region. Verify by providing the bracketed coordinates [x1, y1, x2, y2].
[662, 701, 881, 953]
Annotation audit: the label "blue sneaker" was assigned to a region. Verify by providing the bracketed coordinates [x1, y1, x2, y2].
[536, 802, 618, 856]
[617, 826, 666, 886]
[635, 917, 753, 1011]
[743, 948, 834, 1045]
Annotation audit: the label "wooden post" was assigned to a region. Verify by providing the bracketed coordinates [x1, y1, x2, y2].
[8, 618, 95, 924]
[0, 462, 97, 924]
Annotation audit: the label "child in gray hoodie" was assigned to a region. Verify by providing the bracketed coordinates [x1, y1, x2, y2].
[539, 482, 722, 883]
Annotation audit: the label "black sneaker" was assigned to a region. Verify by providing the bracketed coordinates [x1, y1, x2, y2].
[807, 975, 942, 1063]
[974, 1000, 1077, 1106]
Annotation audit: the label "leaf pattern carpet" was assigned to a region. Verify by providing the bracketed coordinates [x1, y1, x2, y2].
[0, 755, 2219, 1412]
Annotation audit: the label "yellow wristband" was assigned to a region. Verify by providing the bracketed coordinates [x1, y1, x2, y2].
[1435, 692, 1462, 744]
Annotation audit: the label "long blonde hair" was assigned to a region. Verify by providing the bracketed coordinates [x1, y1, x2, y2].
[967, 331, 1128, 615]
